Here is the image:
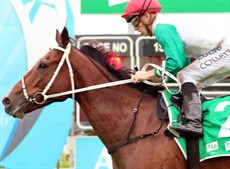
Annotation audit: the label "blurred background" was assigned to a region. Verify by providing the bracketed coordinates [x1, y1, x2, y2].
[0, 0, 229, 169]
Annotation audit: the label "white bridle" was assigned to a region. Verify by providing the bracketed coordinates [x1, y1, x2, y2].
[22, 42, 75, 104]
[21, 43, 134, 105]
[21, 43, 181, 105]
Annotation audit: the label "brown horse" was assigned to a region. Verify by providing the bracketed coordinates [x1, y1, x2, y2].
[2, 27, 230, 169]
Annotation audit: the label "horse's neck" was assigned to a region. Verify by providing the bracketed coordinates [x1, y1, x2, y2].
[71, 49, 115, 87]
[70, 50, 159, 152]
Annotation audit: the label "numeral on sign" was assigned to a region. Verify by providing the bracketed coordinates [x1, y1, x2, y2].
[153, 42, 164, 52]
[216, 101, 230, 138]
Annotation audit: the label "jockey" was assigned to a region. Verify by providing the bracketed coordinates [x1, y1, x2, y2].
[122, 0, 230, 138]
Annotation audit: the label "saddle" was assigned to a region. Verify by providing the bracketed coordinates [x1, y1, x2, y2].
[156, 92, 208, 121]
[156, 90, 230, 161]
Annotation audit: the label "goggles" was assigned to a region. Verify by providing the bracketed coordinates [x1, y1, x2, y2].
[130, 16, 141, 27]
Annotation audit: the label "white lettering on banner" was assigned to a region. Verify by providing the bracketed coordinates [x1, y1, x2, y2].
[225, 141, 230, 151]
[102, 42, 111, 49]
[206, 141, 219, 152]
[95, 147, 112, 169]
[92, 42, 128, 53]
[112, 42, 128, 53]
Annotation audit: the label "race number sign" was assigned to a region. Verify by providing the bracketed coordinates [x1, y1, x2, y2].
[135, 36, 165, 68]
[77, 36, 135, 68]
[135, 37, 164, 56]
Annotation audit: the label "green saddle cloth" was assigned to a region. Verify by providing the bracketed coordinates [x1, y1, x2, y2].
[162, 90, 230, 161]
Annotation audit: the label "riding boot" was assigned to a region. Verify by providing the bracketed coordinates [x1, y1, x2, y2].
[170, 82, 203, 138]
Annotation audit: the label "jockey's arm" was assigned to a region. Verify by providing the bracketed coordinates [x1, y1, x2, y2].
[132, 24, 190, 84]
[154, 24, 190, 82]
[131, 70, 162, 83]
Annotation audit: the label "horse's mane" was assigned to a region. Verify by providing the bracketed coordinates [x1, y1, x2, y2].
[80, 41, 134, 79]
[79, 41, 164, 95]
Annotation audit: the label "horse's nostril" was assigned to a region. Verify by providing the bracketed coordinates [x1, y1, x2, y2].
[2, 97, 11, 108]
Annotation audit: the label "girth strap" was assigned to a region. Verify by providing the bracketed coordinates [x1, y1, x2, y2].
[108, 88, 167, 155]
[109, 131, 158, 154]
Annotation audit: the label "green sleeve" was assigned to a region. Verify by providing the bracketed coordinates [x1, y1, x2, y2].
[153, 24, 190, 82]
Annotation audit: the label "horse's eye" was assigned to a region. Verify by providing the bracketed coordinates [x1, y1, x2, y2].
[38, 63, 48, 69]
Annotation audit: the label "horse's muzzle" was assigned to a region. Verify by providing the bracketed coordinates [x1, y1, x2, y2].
[2, 96, 26, 119]
[2, 96, 11, 111]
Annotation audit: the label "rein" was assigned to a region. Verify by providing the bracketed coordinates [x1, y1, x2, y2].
[109, 88, 167, 155]
[20, 42, 177, 154]
[21, 43, 180, 105]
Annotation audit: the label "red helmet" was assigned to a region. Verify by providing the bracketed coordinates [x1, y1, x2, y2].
[121, 0, 161, 22]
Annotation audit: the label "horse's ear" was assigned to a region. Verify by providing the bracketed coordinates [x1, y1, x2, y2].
[56, 29, 62, 45]
[55, 27, 69, 47]
[60, 27, 69, 47]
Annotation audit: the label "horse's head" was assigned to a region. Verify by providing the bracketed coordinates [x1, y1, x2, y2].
[2, 27, 73, 119]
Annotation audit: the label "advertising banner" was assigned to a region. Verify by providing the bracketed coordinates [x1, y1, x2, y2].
[81, 0, 230, 14]
[0, 1, 75, 168]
